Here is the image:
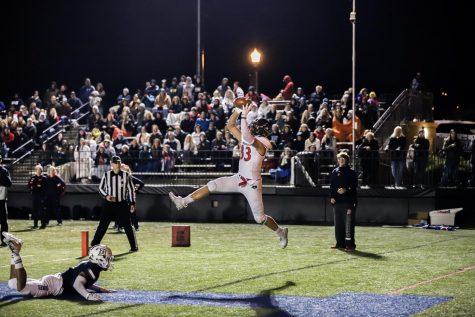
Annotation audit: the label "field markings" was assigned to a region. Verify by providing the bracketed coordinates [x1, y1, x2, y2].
[387, 263, 475, 295]
[193, 236, 469, 292]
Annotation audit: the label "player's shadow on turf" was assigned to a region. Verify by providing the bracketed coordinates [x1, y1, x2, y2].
[168, 281, 296, 317]
[340, 249, 384, 259]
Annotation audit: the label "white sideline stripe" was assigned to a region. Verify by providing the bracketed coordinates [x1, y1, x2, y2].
[0, 257, 73, 268]
[387, 263, 475, 295]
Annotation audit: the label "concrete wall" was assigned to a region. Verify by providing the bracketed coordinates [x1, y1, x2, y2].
[6, 188, 435, 225]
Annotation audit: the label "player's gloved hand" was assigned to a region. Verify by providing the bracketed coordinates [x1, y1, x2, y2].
[86, 293, 102, 301]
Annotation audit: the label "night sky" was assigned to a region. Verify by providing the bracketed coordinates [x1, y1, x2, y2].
[0, 0, 471, 119]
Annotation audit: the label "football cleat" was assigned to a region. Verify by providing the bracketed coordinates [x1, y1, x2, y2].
[169, 192, 187, 211]
[2, 232, 23, 254]
[279, 228, 289, 249]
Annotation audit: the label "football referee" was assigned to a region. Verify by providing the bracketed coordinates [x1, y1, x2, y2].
[91, 156, 138, 251]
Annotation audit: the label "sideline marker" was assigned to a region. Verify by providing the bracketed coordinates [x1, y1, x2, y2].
[172, 225, 190, 247]
[81, 231, 89, 257]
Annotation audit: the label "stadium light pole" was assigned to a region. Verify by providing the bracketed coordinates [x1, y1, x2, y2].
[350, 1, 356, 167]
[250, 48, 262, 94]
[196, 0, 201, 82]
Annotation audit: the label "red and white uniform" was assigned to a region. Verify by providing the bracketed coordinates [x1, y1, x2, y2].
[207, 119, 271, 223]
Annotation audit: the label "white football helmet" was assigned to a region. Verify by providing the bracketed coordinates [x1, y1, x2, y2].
[89, 244, 114, 270]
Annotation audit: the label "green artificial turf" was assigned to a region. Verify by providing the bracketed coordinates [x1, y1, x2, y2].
[0, 220, 474, 316]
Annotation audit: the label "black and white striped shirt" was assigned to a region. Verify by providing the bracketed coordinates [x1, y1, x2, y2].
[99, 170, 136, 204]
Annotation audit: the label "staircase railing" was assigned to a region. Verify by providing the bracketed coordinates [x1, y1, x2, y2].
[7, 102, 90, 170]
[373, 89, 434, 149]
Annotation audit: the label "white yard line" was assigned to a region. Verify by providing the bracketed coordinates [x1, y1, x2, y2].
[388, 263, 475, 295]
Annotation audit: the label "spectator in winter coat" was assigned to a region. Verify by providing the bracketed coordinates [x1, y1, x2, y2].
[440, 129, 462, 186]
[386, 126, 407, 188]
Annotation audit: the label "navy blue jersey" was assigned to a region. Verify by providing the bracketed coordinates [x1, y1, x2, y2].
[61, 261, 102, 294]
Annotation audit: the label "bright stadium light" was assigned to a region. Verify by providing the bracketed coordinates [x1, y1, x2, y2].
[250, 48, 261, 65]
[250, 48, 262, 93]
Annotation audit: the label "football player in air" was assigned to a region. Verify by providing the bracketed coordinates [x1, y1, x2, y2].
[3, 232, 114, 301]
[169, 102, 289, 248]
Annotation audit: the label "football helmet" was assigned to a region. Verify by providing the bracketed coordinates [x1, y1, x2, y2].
[89, 244, 114, 270]
[250, 118, 271, 138]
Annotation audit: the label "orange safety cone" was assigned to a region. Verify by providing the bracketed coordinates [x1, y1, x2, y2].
[81, 231, 89, 257]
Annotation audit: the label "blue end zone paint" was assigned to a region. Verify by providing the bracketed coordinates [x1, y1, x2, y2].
[0, 283, 450, 316]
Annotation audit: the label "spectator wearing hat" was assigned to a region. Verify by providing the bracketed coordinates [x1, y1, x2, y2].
[92, 155, 138, 251]
[330, 151, 357, 251]
[277, 75, 294, 100]
[27, 165, 47, 229]
[0, 155, 12, 247]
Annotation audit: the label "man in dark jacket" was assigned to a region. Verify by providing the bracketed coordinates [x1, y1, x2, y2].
[412, 129, 430, 186]
[357, 131, 379, 187]
[330, 151, 358, 251]
[27, 165, 47, 229]
[44, 166, 66, 226]
[440, 129, 462, 186]
[0, 155, 12, 247]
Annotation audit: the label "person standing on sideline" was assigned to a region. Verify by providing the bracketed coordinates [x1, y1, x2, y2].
[412, 129, 430, 187]
[28, 165, 47, 229]
[386, 126, 407, 188]
[44, 166, 66, 226]
[330, 152, 357, 251]
[92, 156, 138, 252]
[0, 155, 12, 247]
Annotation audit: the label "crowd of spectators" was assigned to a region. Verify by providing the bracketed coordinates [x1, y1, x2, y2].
[3, 74, 473, 187]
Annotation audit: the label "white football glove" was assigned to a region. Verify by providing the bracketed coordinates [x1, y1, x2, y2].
[86, 292, 102, 301]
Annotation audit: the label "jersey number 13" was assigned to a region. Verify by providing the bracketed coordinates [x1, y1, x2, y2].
[240, 145, 252, 161]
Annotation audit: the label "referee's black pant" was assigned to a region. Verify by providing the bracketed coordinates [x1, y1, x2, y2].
[333, 202, 356, 249]
[91, 201, 137, 249]
[0, 200, 8, 245]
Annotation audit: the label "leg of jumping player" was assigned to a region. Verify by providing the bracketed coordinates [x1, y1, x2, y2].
[241, 185, 288, 248]
[169, 175, 238, 210]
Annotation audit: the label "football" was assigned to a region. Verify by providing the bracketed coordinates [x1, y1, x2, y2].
[233, 97, 252, 108]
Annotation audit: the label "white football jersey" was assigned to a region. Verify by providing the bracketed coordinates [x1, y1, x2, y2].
[238, 136, 272, 180]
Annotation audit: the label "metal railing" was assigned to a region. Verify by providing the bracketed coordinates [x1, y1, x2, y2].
[6, 102, 90, 169]
[10, 148, 474, 188]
